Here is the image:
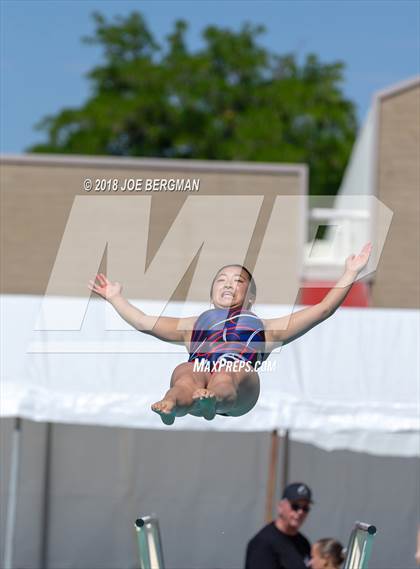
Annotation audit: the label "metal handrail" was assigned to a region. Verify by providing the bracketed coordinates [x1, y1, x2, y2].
[343, 521, 377, 569]
[134, 515, 165, 569]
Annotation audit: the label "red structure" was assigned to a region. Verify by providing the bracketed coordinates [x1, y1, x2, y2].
[299, 280, 370, 307]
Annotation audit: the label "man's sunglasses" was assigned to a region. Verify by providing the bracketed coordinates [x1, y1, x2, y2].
[290, 502, 311, 513]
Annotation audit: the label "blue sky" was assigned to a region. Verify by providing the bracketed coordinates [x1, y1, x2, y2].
[1, 0, 419, 153]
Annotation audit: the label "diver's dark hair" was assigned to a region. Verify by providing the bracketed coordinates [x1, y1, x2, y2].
[210, 264, 257, 301]
[316, 538, 345, 567]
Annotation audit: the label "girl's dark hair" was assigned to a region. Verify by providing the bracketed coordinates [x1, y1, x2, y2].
[210, 264, 257, 301]
[316, 538, 345, 567]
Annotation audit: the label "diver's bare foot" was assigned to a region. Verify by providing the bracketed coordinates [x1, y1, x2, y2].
[192, 389, 216, 421]
[151, 399, 176, 425]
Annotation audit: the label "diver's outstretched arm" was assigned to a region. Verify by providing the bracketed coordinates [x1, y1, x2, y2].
[264, 243, 372, 348]
[88, 273, 195, 344]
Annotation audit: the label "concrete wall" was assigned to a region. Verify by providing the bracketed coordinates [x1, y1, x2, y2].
[0, 155, 306, 305]
[371, 82, 420, 308]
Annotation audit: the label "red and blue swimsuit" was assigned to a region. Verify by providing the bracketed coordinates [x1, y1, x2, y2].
[188, 307, 266, 368]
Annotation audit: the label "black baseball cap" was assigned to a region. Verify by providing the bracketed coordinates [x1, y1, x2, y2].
[282, 483, 313, 503]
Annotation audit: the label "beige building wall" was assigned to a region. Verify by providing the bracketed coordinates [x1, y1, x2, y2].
[371, 81, 420, 308]
[0, 155, 307, 304]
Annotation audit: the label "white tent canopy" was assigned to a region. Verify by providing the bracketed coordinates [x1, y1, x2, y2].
[2, 295, 418, 457]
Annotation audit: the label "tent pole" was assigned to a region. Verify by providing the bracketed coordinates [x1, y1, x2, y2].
[3, 417, 22, 569]
[281, 429, 290, 492]
[264, 430, 279, 523]
[40, 422, 52, 569]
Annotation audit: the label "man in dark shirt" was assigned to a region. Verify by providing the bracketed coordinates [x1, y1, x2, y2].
[245, 482, 313, 569]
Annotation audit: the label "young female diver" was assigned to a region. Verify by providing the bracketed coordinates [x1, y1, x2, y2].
[89, 243, 372, 425]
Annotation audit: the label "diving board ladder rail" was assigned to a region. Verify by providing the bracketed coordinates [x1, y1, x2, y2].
[134, 515, 165, 569]
[343, 521, 377, 569]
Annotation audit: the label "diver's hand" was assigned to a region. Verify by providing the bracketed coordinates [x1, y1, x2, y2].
[345, 242, 372, 274]
[88, 273, 122, 301]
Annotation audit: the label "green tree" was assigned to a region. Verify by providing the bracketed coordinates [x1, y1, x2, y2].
[30, 11, 357, 196]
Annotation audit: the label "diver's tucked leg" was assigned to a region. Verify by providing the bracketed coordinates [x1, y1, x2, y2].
[206, 373, 238, 414]
[192, 388, 217, 421]
[151, 362, 207, 424]
[151, 379, 197, 425]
